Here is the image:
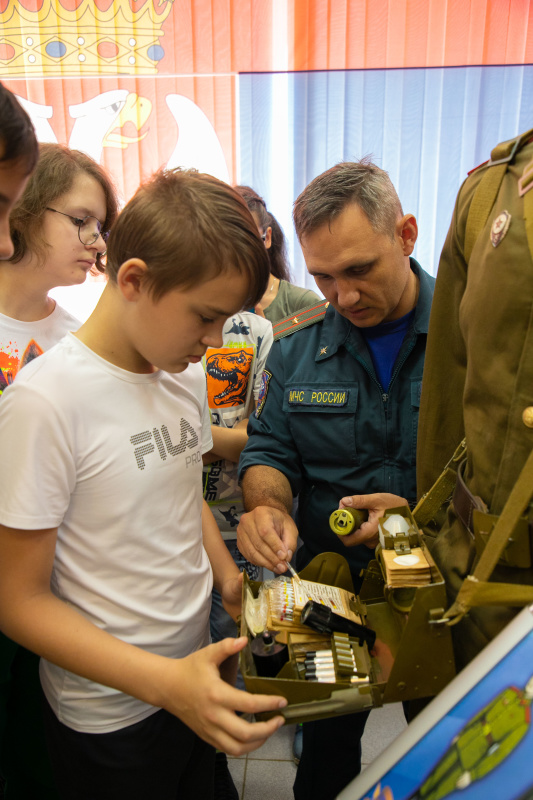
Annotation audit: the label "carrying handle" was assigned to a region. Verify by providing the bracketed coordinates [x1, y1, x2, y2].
[277, 686, 374, 723]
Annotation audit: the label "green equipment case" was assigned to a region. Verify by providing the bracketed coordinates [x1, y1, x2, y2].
[239, 506, 456, 724]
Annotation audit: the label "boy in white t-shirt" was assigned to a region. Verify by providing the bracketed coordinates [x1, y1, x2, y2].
[0, 169, 287, 800]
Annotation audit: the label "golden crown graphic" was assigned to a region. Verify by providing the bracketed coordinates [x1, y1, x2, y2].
[0, 0, 174, 76]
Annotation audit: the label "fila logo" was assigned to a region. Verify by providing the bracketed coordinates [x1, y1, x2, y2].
[130, 421, 199, 471]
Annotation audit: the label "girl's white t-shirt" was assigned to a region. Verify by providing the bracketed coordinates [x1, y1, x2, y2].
[0, 303, 80, 394]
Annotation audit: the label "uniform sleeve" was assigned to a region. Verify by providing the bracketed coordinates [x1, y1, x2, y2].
[238, 339, 304, 497]
[416, 174, 477, 495]
[0, 382, 76, 530]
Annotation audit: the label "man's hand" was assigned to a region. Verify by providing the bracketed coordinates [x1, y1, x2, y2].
[159, 637, 287, 755]
[237, 506, 299, 573]
[335, 493, 408, 549]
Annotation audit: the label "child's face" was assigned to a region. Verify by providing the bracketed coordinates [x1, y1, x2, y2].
[130, 266, 251, 374]
[38, 171, 107, 286]
[0, 150, 30, 260]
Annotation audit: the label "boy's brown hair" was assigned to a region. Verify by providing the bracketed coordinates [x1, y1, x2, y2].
[106, 168, 270, 307]
[9, 142, 119, 272]
[0, 82, 38, 175]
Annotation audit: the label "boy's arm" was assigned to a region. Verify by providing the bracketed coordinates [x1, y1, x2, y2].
[0, 522, 286, 753]
[202, 418, 249, 465]
[201, 500, 242, 623]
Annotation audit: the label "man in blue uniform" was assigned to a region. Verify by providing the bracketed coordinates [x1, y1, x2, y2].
[237, 159, 435, 800]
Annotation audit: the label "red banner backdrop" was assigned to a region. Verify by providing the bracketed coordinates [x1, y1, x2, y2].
[0, 0, 531, 204]
[289, 0, 533, 70]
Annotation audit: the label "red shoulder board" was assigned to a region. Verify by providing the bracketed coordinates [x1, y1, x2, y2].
[272, 300, 329, 341]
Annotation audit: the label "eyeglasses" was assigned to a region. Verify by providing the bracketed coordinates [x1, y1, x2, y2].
[46, 207, 108, 247]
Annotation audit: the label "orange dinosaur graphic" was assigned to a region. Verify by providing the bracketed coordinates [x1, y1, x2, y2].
[205, 348, 254, 407]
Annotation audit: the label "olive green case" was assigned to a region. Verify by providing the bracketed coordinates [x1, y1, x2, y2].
[239, 507, 456, 724]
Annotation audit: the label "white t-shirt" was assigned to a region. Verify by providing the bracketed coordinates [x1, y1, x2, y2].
[202, 311, 273, 537]
[0, 334, 213, 733]
[0, 303, 80, 395]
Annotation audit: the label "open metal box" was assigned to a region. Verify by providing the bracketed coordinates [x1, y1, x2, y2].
[239, 507, 455, 724]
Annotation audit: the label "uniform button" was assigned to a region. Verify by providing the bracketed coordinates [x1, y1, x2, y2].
[522, 407, 533, 428]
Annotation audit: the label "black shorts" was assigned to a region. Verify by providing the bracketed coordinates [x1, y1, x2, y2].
[42, 694, 215, 800]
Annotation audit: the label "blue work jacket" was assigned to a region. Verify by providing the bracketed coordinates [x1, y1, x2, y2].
[239, 259, 435, 579]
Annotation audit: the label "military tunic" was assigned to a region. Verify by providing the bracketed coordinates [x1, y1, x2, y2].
[417, 133, 533, 667]
[239, 258, 435, 580]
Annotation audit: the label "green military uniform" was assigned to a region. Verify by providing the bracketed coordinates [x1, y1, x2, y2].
[417, 129, 533, 668]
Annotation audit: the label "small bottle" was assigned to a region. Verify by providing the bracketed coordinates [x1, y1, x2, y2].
[251, 631, 289, 677]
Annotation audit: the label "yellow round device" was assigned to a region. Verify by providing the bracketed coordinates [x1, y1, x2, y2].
[329, 507, 368, 536]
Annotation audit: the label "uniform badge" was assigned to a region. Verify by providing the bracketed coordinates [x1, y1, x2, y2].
[255, 369, 272, 418]
[490, 210, 511, 247]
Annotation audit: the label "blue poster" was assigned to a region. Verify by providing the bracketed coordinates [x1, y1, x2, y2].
[355, 630, 533, 800]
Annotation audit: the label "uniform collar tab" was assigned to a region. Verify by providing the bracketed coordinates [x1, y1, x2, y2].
[316, 305, 351, 360]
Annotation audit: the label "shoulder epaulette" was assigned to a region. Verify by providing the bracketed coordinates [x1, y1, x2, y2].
[273, 300, 329, 341]
[464, 127, 533, 264]
[487, 128, 533, 168]
[467, 129, 533, 176]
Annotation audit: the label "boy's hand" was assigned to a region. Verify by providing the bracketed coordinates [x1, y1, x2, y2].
[237, 506, 298, 573]
[160, 637, 287, 754]
[336, 493, 408, 549]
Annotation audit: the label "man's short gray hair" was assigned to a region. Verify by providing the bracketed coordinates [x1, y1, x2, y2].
[293, 158, 403, 241]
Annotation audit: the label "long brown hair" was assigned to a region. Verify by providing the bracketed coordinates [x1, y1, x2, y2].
[234, 185, 291, 283]
[9, 143, 119, 272]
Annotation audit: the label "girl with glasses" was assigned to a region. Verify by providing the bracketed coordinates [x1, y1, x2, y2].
[0, 142, 118, 394]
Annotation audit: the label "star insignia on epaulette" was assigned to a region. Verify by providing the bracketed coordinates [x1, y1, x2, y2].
[320, 347, 328, 355]
[272, 300, 329, 340]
